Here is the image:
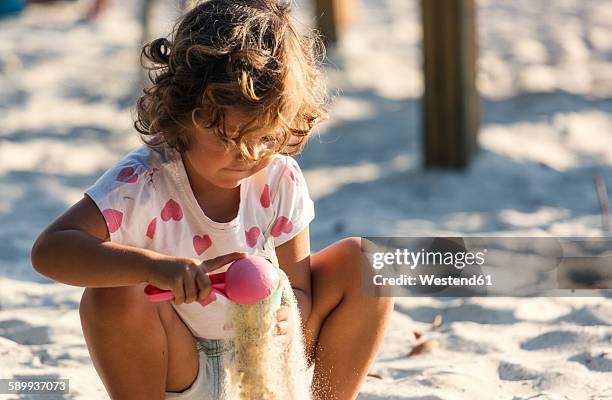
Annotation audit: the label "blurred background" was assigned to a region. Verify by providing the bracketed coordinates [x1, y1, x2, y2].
[0, 0, 611, 398]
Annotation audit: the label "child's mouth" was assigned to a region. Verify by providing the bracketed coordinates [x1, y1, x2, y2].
[225, 168, 251, 173]
[225, 165, 254, 172]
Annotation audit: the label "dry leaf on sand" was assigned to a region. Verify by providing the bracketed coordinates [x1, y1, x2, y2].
[408, 339, 440, 356]
[432, 314, 443, 330]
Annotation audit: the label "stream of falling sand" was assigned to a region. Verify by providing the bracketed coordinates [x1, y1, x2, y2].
[221, 268, 313, 400]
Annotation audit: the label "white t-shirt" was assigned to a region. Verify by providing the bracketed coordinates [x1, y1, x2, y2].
[85, 143, 315, 339]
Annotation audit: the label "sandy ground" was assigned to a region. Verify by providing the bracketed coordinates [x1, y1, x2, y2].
[0, 0, 611, 399]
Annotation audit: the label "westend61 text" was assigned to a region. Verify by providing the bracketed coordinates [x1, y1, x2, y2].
[373, 274, 493, 287]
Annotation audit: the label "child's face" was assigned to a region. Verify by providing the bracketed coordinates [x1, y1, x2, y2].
[183, 113, 277, 189]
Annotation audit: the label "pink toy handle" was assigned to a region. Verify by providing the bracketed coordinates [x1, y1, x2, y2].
[144, 283, 227, 306]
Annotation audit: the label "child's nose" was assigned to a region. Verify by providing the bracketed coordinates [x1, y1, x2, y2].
[251, 143, 267, 160]
[238, 142, 268, 161]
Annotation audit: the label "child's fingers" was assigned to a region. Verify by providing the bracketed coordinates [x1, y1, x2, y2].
[183, 268, 198, 304]
[172, 280, 186, 305]
[275, 320, 289, 336]
[276, 306, 289, 321]
[194, 270, 212, 302]
[202, 252, 248, 273]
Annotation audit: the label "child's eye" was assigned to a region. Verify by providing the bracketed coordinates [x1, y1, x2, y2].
[218, 135, 235, 147]
[259, 135, 278, 148]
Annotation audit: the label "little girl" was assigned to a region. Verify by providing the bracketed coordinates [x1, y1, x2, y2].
[31, 0, 394, 399]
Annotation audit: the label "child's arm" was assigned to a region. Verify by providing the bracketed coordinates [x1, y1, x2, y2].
[31, 195, 245, 304]
[276, 226, 312, 323]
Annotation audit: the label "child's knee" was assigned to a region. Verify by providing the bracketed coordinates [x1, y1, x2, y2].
[327, 237, 395, 310]
[79, 284, 151, 325]
[338, 236, 363, 260]
[335, 236, 369, 279]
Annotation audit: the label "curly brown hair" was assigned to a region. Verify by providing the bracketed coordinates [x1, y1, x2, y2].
[134, 0, 329, 161]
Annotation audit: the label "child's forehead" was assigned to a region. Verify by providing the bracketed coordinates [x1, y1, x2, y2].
[223, 110, 286, 137]
[224, 112, 258, 131]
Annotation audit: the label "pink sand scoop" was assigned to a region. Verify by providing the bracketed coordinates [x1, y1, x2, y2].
[144, 256, 281, 307]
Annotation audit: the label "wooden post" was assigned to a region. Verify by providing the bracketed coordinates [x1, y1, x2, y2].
[422, 0, 480, 168]
[315, 0, 358, 46]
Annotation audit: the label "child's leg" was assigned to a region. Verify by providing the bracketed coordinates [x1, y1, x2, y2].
[79, 282, 199, 399]
[304, 237, 394, 400]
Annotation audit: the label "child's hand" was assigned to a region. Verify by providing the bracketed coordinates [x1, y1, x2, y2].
[146, 252, 247, 305]
[274, 306, 292, 346]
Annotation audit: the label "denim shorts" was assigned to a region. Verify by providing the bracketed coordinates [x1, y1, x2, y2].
[164, 338, 235, 400]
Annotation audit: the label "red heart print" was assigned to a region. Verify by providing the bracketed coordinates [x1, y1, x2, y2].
[161, 199, 183, 222]
[270, 216, 293, 237]
[245, 226, 260, 247]
[288, 163, 302, 185]
[193, 234, 212, 255]
[102, 209, 123, 234]
[260, 184, 271, 208]
[116, 167, 138, 183]
[146, 217, 157, 239]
